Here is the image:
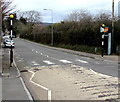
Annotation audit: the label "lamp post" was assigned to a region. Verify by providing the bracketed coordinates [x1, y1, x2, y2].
[44, 9, 54, 46]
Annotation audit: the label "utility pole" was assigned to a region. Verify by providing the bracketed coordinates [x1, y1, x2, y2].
[112, 0, 114, 53]
[44, 9, 54, 46]
[0, 2, 1, 31]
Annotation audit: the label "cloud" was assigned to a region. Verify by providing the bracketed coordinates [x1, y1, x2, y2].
[13, 0, 120, 22]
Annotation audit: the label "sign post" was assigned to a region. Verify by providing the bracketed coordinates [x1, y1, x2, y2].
[108, 33, 111, 55]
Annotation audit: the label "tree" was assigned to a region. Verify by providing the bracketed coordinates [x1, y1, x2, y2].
[1, 0, 16, 19]
[66, 10, 79, 22]
[18, 10, 42, 24]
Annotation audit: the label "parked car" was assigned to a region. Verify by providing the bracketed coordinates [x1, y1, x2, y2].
[3, 39, 15, 48]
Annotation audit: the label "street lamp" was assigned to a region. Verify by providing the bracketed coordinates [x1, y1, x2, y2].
[44, 9, 54, 46]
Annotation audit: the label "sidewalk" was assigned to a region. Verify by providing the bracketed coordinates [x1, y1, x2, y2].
[1, 48, 33, 101]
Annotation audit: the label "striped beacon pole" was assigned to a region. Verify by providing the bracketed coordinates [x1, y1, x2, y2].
[102, 33, 104, 57]
[100, 24, 109, 57]
[9, 14, 14, 67]
[100, 24, 105, 57]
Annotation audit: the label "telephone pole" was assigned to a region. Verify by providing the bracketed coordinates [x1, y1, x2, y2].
[112, 0, 114, 53]
[44, 9, 54, 46]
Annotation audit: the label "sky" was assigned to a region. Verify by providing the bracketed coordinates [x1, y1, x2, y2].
[12, 0, 120, 23]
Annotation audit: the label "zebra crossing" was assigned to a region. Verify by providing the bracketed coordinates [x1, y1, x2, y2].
[31, 59, 89, 66]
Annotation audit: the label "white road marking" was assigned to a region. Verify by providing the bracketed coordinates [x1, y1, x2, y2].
[18, 60, 22, 62]
[43, 60, 55, 65]
[29, 70, 51, 100]
[59, 60, 72, 64]
[76, 59, 88, 64]
[32, 61, 40, 66]
[95, 62, 99, 64]
[36, 51, 38, 53]
[90, 69, 117, 79]
[89, 69, 98, 75]
[45, 55, 49, 58]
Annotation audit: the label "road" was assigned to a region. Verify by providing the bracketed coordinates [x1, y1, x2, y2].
[14, 38, 118, 77]
[12, 38, 119, 100]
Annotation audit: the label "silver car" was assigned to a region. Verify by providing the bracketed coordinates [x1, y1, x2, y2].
[3, 39, 15, 48]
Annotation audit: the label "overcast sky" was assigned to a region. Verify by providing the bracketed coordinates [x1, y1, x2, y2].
[12, 0, 120, 23]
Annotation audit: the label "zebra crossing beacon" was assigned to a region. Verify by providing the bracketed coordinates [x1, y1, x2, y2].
[9, 13, 14, 67]
[100, 24, 111, 57]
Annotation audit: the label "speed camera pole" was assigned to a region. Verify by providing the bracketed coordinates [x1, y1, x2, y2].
[9, 14, 14, 67]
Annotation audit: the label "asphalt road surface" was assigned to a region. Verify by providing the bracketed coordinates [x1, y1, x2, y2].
[14, 38, 118, 77]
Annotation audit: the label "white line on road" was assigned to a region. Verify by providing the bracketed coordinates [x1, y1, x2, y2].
[95, 62, 100, 64]
[90, 69, 117, 79]
[36, 51, 38, 53]
[32, 61, 40, 66]
[44, 55, 49, 58]
[43, 60, 55, 65]
[76, 59, 88, 64]
[59, 60, 72, 64]
[89, 69, 98, 75]
[29, 70, 52, 100]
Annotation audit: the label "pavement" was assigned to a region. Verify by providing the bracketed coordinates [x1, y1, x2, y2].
[0, 41, 119, 101]
[0, 48, 33, 101]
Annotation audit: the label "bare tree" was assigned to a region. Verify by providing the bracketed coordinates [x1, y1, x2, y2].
[66, 10, 79, 22]
[94, 12, 111, 25]
[18, 10, 42, 24]
[65, 9, 92, 22]
[78, 9, 92, 22]
[1, 0, 16, 18]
